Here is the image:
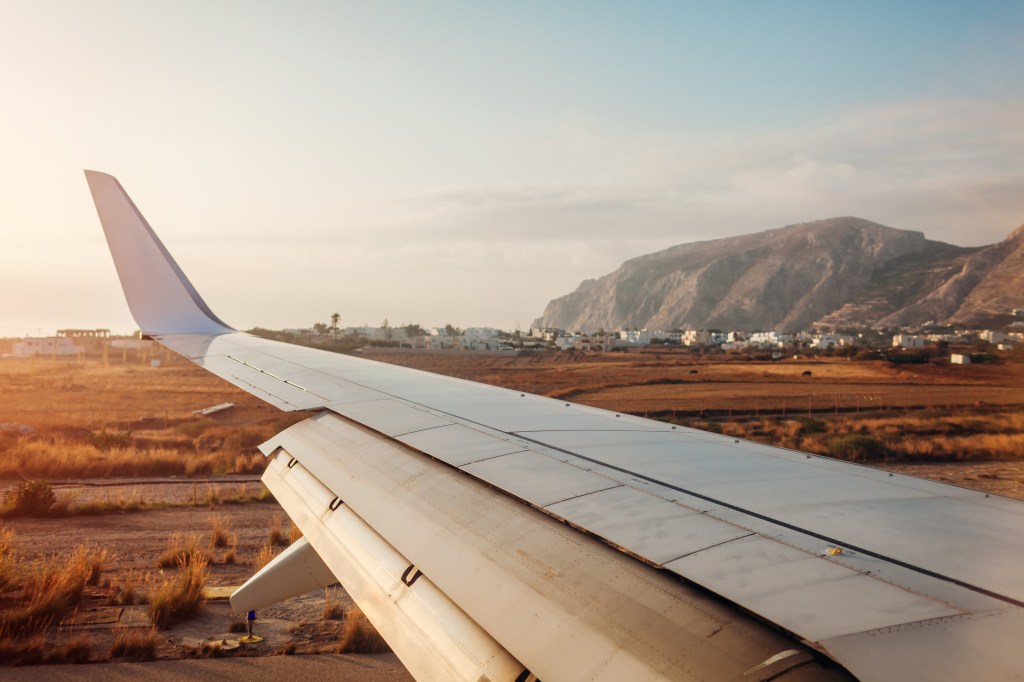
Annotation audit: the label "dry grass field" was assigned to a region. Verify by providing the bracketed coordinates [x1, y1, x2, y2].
[1, 347, 1023, 665]
[363, 347, 1024, 415]
[0, 355, 303, 482]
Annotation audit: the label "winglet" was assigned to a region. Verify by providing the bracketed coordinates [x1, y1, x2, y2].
[85, 171, 233, 335]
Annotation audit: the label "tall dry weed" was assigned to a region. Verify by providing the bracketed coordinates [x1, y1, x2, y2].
[157, 533, 208, 569]
[208, 514, 229, 548]
[149, 552, 209, 628]
[0, 543, 99, 636]
[252, 544, 278, 571]
[268, 513, 287, 546]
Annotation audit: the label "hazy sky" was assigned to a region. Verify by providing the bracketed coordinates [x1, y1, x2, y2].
[2, 1, 1023, 336]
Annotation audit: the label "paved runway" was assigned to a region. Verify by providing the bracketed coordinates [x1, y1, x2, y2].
[1, 653, 414, 681]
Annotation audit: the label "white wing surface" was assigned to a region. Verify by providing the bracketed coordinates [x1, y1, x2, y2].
[85, 170, 1024, 682]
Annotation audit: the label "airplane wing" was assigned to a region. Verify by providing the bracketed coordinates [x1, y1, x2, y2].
[85, 170, 1024, 682]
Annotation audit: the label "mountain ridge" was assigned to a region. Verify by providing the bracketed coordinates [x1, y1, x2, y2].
[533, 218, 1024, 332]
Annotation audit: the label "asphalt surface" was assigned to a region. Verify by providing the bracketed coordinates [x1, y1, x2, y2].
[1, 653, 414, 681]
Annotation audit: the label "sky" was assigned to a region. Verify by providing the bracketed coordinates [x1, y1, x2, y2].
[1, 1, 1023, 336]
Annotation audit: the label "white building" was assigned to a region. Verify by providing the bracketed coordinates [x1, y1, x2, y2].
[749, 331, 793, 348]
[682, 330, 711, 346]
[649, 330, 682, 344]
[554, 334, 606, 351]
[951, 353, 971, 365]
[109, 339, 151, 350]
[892, 334, 927, 349]
[463, 327, 503, 340]
[531, 328, 562, 341]
[554, 335, 578, 350]
[812, 334, 853, 350]
[980, 330, 1009, 344]
[13, 337, 84, 358]
[617, 330, 651, 346]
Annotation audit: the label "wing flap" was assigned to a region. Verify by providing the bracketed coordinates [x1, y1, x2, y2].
[262, 450, 530, 682]
[263, 413, 848, 681]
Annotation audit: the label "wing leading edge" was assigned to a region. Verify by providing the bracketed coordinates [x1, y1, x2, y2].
[86, 171, 1024, 682]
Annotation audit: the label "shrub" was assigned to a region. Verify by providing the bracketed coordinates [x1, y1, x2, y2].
[4, 481, 56, 517]
[797, 417, 827, 435]
[828, 434, 890, 462]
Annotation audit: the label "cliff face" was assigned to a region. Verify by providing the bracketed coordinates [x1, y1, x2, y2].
[533, 218, 1024, 332]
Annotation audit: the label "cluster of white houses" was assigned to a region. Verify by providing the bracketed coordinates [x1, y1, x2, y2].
[532, 328, 1024, 353]
[6, 324, 1023, 358]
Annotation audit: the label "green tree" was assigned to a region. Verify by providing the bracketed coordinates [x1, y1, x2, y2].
[403, 323, 427, 338]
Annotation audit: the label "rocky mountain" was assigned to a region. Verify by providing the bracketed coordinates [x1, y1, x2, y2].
[533, 218, 1024, 332]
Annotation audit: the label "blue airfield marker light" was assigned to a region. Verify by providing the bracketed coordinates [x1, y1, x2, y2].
[240, 609, 263, 643]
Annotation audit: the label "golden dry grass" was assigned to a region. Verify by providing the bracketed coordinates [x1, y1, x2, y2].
[208, 514, 229, 548]
[157, 533, 209, 569]
[0, 357, 258, 427]
[268, 513, 288, 547]
[337, 606, 390, 654]
[0, 438, 262, 480]
[108, 569, 141, 606]
[0, 357, 308, 482]
[110, 627, 157, 660]
[252, 544, 278, 572]
[322, 586, 344, 621]
[149, 551, 208, 629]
[704, 411, 1024, 463]
[0, 533, 104, 636]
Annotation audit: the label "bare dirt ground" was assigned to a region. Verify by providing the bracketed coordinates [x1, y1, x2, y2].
[1, 501, 369, 660]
